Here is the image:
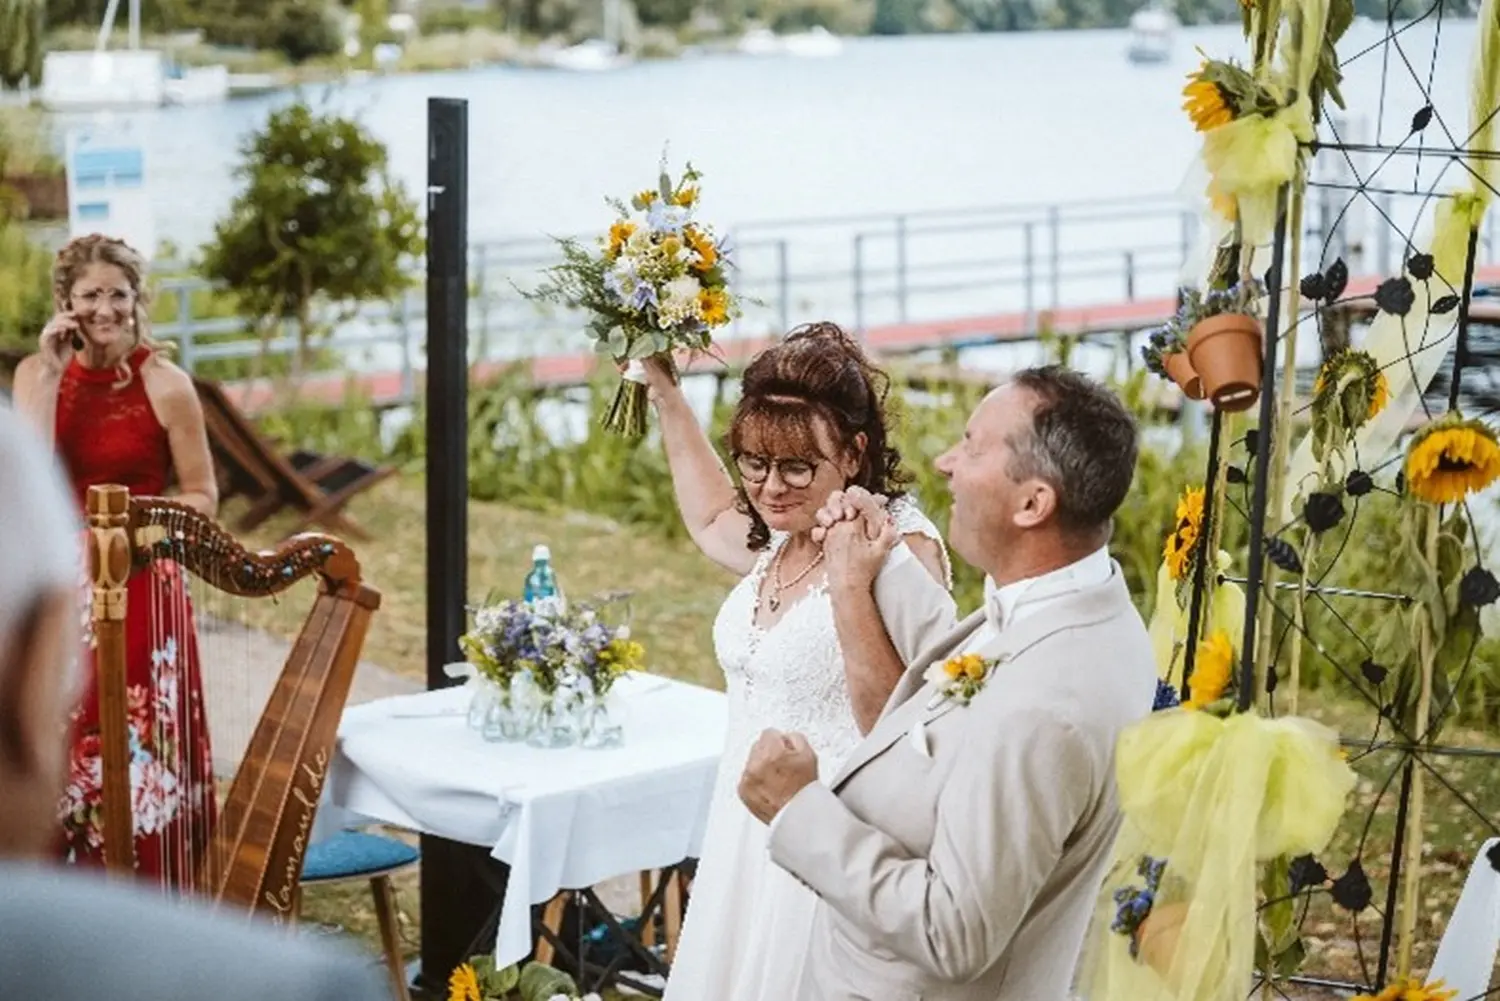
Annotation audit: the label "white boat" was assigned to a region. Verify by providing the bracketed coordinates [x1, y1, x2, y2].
[737, 25, 843, 57]
[783, 26, 842, 57]
[1126, 6, 1178, 64]
[537, 39, 632, 71]
[40, 0, 229, 109]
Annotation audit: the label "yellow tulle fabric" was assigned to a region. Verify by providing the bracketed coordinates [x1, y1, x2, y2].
[1081, 712, 1356, 1001]
[1148, 553, 1247, 690]
[1201, 96, 1314, 247]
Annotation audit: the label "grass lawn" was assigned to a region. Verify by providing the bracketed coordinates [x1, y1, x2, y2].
[236, 477, 1497, 995]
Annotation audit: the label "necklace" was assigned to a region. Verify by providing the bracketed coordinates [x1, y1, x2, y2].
[767, 543, 825, 613]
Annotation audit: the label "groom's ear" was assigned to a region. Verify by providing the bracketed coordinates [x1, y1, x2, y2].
[1013, 479, 1058, 529]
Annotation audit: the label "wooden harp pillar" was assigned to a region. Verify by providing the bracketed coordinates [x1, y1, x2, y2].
[86, 484, 137, 876]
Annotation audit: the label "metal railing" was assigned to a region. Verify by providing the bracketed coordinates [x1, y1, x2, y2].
[147, 188, 1500, 404]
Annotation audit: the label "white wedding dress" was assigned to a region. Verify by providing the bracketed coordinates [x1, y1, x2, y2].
[662, 496, 952, 1001]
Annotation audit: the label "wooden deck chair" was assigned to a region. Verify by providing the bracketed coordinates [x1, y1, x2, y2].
[193, 376, 395, 541]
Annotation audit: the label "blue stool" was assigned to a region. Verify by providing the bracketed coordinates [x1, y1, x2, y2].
[300, 830, 419, 1001]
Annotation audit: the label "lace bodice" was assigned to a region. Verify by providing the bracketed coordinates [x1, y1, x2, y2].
[54, 346, 171, 505]
[710, 496, 950, 789]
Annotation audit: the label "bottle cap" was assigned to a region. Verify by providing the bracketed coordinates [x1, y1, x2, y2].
[532, 544, 551, 562]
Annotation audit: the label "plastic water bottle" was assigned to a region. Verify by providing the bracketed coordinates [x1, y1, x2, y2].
[524, 544, 564, 615]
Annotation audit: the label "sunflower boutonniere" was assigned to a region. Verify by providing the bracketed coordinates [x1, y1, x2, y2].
[923, 652, 999, 707]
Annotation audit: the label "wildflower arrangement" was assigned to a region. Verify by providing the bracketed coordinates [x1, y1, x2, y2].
[460, 598, 643, 698]
[526, 159, 741, 437]
[564, 601, 645, 698]
[460, 599, 572, 693]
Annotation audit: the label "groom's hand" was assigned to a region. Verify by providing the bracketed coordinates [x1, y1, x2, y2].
[739, 729, 818, 825]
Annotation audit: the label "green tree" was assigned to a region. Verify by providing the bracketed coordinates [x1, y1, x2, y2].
[199, 101, 422, 368]
[0, 0, 45, 89]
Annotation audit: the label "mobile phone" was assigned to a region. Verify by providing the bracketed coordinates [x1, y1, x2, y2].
[71, 332, 84, 351]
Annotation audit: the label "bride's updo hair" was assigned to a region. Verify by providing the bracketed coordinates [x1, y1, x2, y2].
[727, 321, 910, 551]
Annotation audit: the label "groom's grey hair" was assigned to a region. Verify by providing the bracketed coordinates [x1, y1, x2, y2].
[1005, 365, 1139, 536]
[0, 406, 82, 685]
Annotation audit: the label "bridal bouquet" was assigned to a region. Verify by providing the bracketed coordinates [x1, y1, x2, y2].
[526, 159, 741, 436]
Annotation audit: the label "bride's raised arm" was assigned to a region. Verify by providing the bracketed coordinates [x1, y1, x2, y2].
[641, 357, 759, 577]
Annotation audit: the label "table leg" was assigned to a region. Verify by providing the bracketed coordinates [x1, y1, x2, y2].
[415, 835, 508, 995]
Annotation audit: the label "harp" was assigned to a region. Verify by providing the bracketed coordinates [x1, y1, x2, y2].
[83, 483, 380, 921]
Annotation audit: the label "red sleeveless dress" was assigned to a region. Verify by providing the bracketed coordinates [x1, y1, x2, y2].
[53, 347, 217, 886]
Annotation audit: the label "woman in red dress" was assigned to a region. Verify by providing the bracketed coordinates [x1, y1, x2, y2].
[12, 234, 219, 885]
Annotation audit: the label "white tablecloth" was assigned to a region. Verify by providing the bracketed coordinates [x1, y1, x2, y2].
[317, 672, 727, 968]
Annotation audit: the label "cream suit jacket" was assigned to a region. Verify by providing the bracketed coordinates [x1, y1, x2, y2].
[768, 563, 1157, 1001]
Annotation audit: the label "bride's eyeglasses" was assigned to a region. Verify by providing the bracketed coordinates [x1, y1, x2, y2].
[734, 452, 818, 489]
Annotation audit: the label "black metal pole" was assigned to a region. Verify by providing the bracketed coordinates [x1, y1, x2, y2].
[1237, 187, 1291, 712]
[1180, 407, 1224, 701]
[1446, 227, 1480, 413]
[1375, 760, 1415, 987]
[419, 97, 507, 994]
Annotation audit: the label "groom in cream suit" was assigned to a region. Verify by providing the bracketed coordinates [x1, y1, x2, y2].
[738, 365, 1158, 1001]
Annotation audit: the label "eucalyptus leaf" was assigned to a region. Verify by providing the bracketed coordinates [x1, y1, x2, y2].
[626, 334, 658, 360]
[608, 326, 628, 357]
[518, 962, 578, 1001]
[491, 963, 520, 996]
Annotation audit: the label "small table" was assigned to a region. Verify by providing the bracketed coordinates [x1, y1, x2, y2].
[317, 672, 727, 990]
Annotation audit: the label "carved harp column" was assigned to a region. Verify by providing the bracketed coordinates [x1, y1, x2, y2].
[86, 484, 138, 875]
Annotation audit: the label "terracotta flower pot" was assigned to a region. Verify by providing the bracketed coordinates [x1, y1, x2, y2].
[1134, 900, 1189, 977]
[1187, 313, 1263, 412]
[1161, 351, 1205, 400]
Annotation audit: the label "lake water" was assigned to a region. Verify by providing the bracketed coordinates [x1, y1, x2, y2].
[51, 18, 1485, 254]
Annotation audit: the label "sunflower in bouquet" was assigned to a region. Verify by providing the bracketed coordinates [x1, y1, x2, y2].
[527, 159, 741, 436]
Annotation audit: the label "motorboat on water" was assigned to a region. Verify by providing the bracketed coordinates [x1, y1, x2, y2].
[1126, 5, 1178, 64]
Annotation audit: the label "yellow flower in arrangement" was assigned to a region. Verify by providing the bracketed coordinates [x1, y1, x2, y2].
[448, 963, 482, 1001]
[1183, 68, 1234, 132]
[599, 637, 646, 676]
[635, 188, 658, 205]
[698, 287, 729, 325]
[672, 185, 699, 207]
[606, 221, 635, 259]
[1404, 412, 1500, 504]
[1351, 978, 1458, 1001]
[924, 652, 997, 705]
[1163, 486, 1205, 582]
[1184, 629, 1233, 708]
[684, 225, 718, 271]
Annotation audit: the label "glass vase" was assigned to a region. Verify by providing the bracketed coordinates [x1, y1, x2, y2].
[526, 686, 582, 749]
[578, 688, 624, 750]
[481, 675, 536, 743]
[467, 678, 497, 730]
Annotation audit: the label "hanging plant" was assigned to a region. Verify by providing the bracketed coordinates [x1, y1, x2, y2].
[1142, 302, 1204, 400]
[1182, 279, 1266, 412]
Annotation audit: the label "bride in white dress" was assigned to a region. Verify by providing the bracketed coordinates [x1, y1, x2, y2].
[641, 324, 958, 1001]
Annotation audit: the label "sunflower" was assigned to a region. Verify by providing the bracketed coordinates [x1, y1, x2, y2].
[448, 963, 482, 1001]
[1185, 629, 1234, 708]
[1163, 486, 1205, 581]
[1182, 70, 1234, 132]
[1351, 978, 1458, 1001]
[1404, 413, 1500, 504]
[672, 185, 699, 207]
[698, 287, 729, 326]
[684, 225, 718, 272]
[1313, 349, 1389, 430]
